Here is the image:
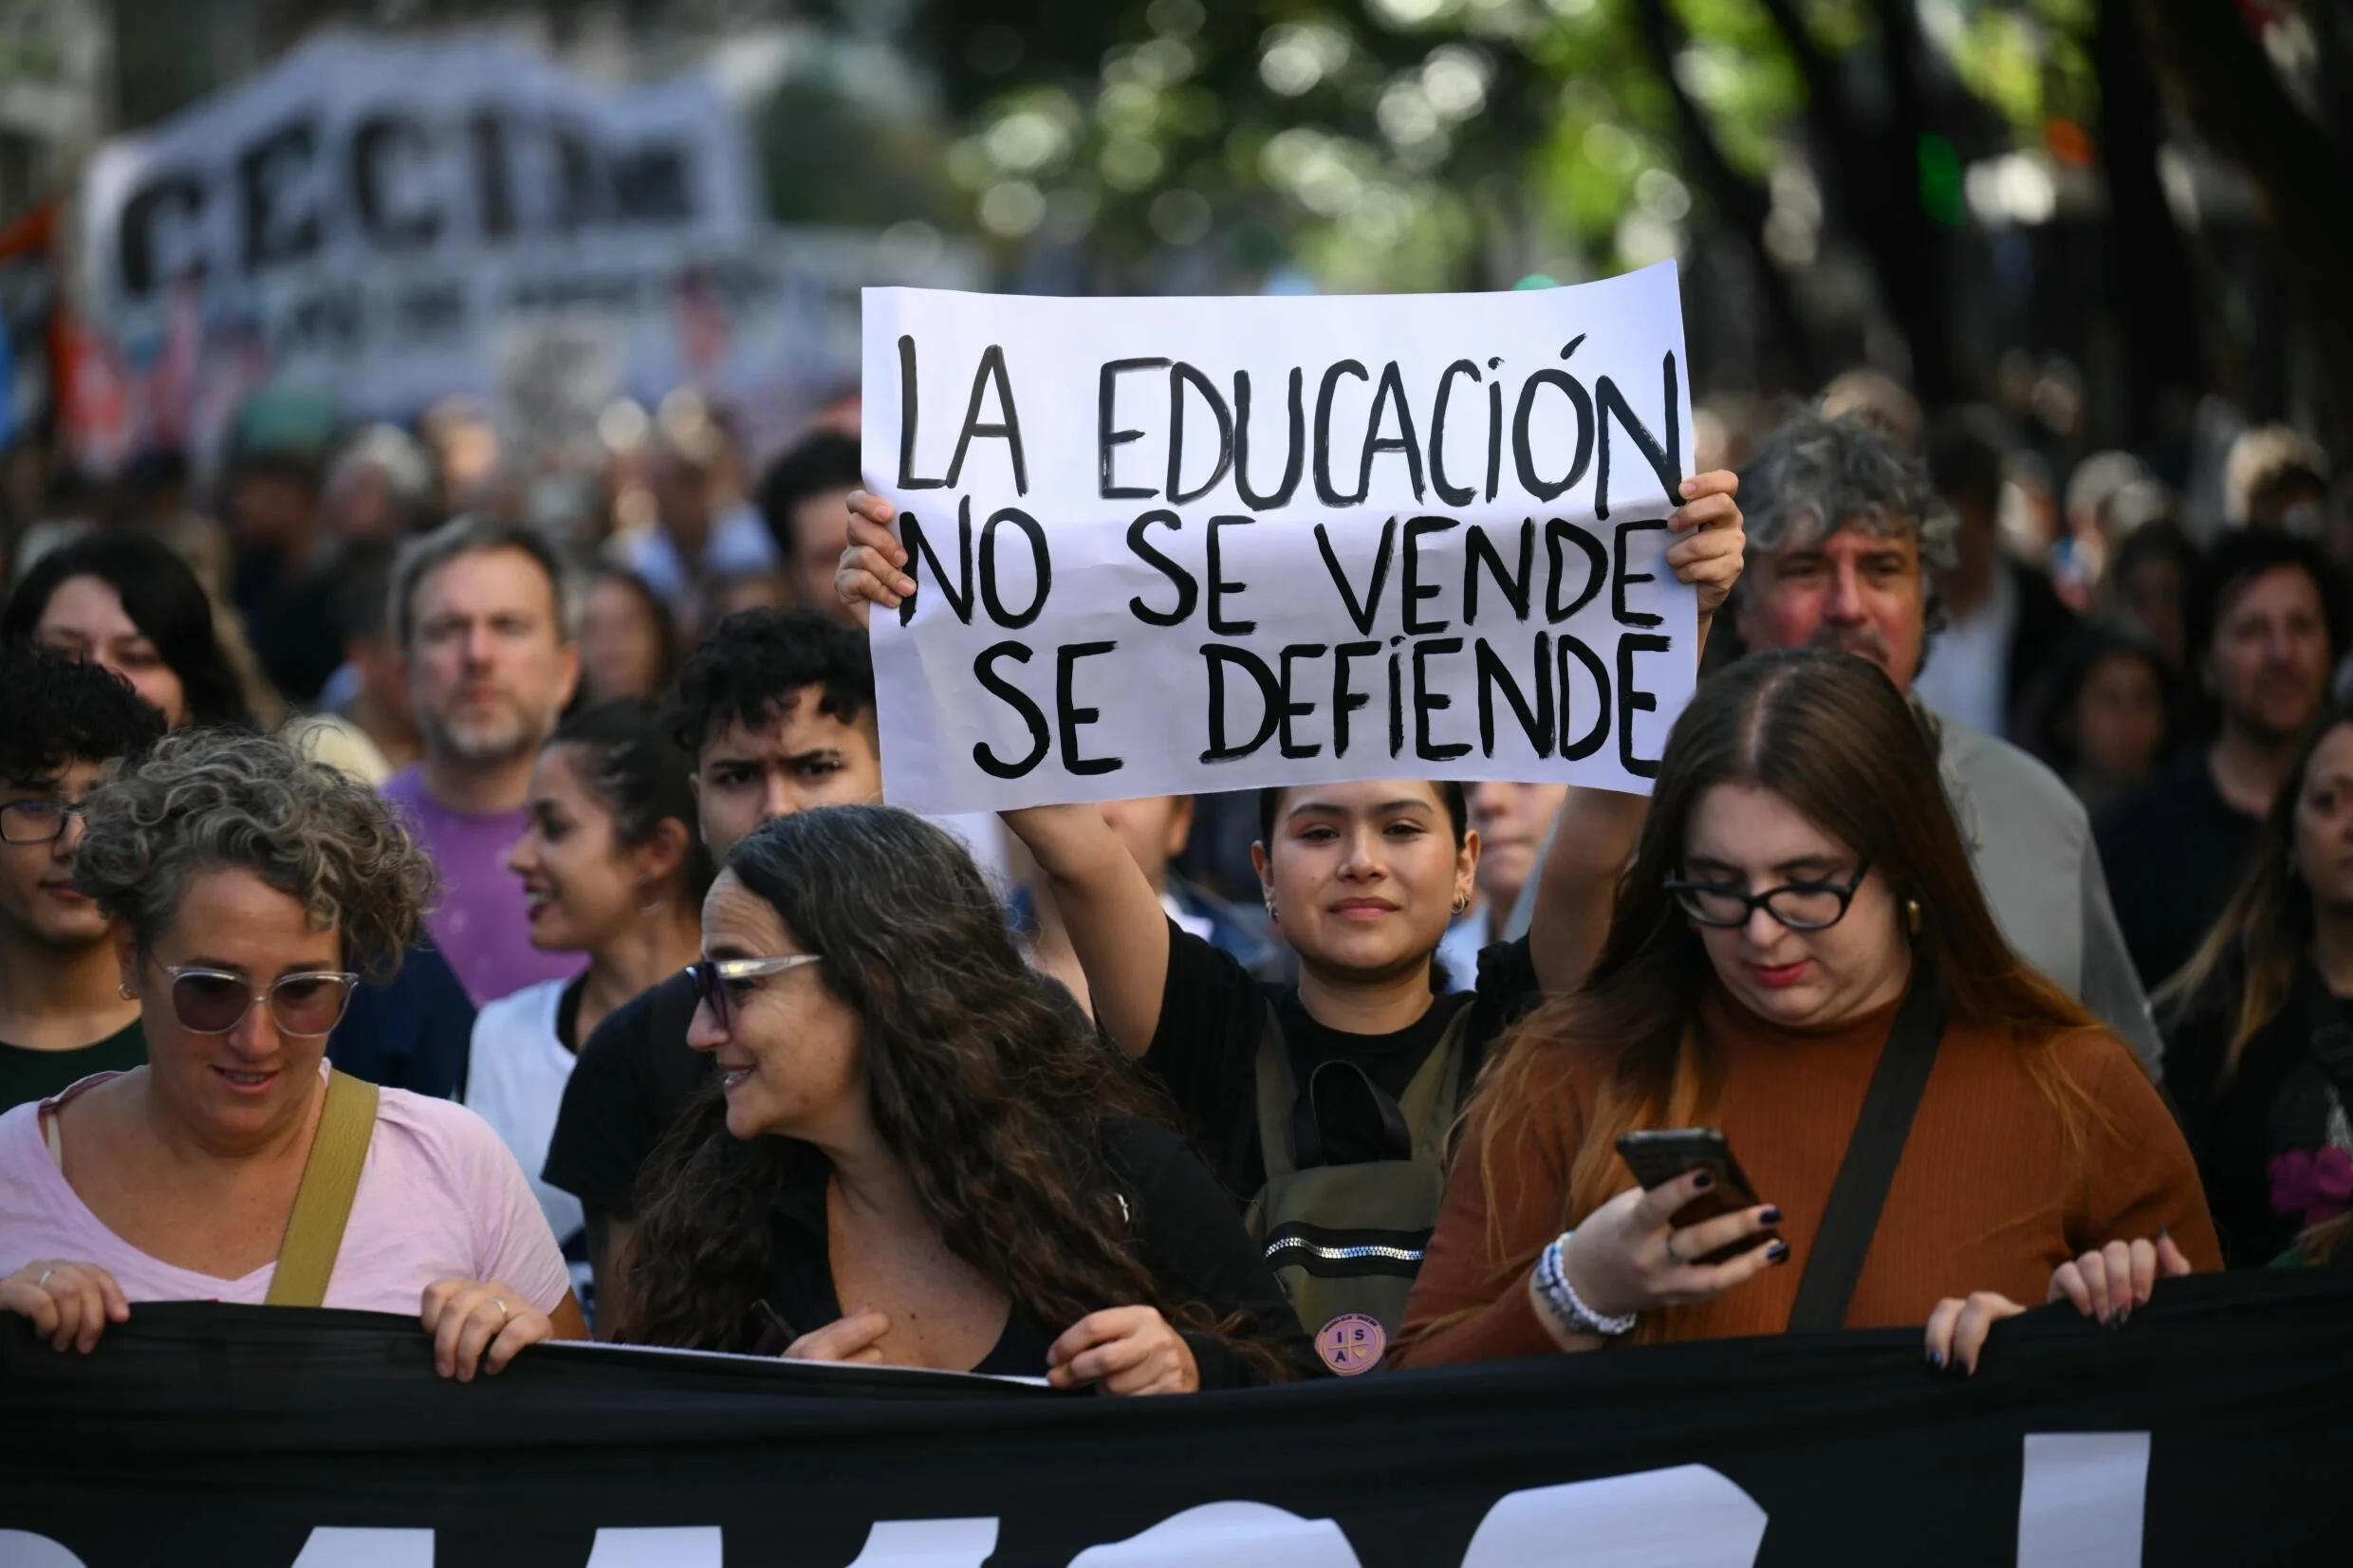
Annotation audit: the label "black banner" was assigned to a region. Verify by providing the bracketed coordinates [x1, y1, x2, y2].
[5, 1272, 2349, 1567]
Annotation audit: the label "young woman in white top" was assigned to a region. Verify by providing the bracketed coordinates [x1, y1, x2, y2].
[465, 701, 710, 1309]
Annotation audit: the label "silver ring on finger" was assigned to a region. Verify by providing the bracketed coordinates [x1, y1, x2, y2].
[36, 1267, 53, 1288]
[1663, 1234, 1682, 1266]
[491, 1299, 509, 1320]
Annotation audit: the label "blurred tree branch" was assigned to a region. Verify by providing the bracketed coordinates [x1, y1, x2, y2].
[2134, 0, 2353, 449]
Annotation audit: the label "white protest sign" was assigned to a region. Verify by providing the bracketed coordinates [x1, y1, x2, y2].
[861, 264, 1696, 814]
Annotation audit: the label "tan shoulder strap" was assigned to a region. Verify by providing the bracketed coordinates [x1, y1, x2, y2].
[265, 1070, 380, 1308]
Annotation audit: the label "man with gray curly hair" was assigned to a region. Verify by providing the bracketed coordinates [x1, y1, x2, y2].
[1729, 410, 2159, 1072]
[1509, 409, 2158, 1075]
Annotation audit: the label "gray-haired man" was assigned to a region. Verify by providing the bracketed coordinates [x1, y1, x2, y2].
[382, 516, 584, 1007]
[1513, 411, 2161, 1073]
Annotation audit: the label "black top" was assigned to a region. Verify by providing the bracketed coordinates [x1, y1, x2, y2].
[2165, 957, 2353, 1266]
[1145, 920, 1541, 1201]
[747, 1116, 1314, 1388]
[543, 969, 709, 1221]
[2095, 750, 2263, 991]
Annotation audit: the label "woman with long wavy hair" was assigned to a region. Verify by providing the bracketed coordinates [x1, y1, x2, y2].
[608, 805, 1310, 1392]
[1392, 649, 2216, 1371]
[2161, 703, 2353, 1266]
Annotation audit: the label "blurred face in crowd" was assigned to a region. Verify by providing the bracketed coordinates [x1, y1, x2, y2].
[649, 450, 713, 548]
[784, 488, 858, 623]
[227, 467, 317, 555]
[1467, 783, 1568, 923]
[691, 692, 883, 860]
[1251, 781, 1476, 986]
[1678, 784, 1908, 1029]
[0, 760, 109, 954]
[2205, 565, 2330, 747]
[690, 870, 862, 1145]
[1098, 796, 1194, 896]
[403, 547, 580, 771]
[711, 573, 787, 619]
[33, 576, 188, 728]
[1735, 525, 1930, 692]
[510, 743, 668, 956]
[324, 464, 402, 548]
[2071, 652, 2167, 789]
[2117, 552, 2188, 669]
[579, 575, 668, 704]
[2294, 724, 2353, 914]
[118, 867, 351, 1156]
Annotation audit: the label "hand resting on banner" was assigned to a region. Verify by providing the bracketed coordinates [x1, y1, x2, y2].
[1923, 1231, 2195, 1374]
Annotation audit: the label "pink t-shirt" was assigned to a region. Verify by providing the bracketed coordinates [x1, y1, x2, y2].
[0, 1068, 571, 1317]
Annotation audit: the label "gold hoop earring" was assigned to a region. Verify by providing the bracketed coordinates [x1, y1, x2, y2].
[1452, 893, 1471, 915]
[118, 982, 136, 1000]
[1905, 898, 1923, 936]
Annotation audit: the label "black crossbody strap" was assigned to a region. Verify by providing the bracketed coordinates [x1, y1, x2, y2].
[1786, 972, 1950, 1334]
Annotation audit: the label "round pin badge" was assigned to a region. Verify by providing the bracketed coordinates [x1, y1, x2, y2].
[1314, 1312, 1386, 1376]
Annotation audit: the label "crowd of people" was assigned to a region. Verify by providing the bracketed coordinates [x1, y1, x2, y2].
[0, 365, 2346, 1394]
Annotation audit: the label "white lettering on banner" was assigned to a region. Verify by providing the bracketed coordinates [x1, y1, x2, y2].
[0, 1531, 90, 1568]
[287, 1526, 433, 1567]
[1461, 1467, 1766, 1566]
[582, 1525, 724, 1567]
[860, 266, 1697, 814]
[2, 1434, 2156, 1567]
[1067, 1502, 1362, 1568]
[2016, 1432, 2150, 1568]
[842, 1518, 1003, 1567]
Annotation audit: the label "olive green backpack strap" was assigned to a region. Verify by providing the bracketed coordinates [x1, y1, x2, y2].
[265, 1070, 381, 1308]
[1252, 1003, 1299, 1183]
[1396, 1005, 1475, 1167]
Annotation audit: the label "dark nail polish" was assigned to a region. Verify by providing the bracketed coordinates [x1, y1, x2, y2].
[1927, 1350, 1943, 1369]
[1692, 1171, 1715, 1190]
[1767, 1241, 1790, 1264]
[1759, 1207, 1783, 1227]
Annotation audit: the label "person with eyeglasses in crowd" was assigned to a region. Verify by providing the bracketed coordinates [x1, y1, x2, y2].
[0, 646, 169, 1110]
[0, 729, 584, 1379]
[608, 807, 1310, 1392]
[1393, 650, 2215, 1372]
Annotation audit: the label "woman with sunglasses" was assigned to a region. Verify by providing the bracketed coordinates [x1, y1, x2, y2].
[1392, 650, 2217, 1368]
[0, 729, 585, 1378]
[609, 806, 1311, 1392]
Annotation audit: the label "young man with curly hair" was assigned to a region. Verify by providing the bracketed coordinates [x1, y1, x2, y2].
[0, 645, 169, 1108]
[543, 607, 892, 1309]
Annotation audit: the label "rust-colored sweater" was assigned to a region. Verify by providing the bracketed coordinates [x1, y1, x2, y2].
[1393, 984, 2220, 1366]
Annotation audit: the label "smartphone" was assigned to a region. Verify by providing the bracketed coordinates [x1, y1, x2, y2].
[1613, 1128, 1778, 1264]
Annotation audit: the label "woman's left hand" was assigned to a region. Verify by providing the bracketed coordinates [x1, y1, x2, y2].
[1667, 470, 1745, 625]
[420, 1279, 556, 1382]
[1924, 1233, 2196, 1374]
[1046, 1305, 1200, 1396]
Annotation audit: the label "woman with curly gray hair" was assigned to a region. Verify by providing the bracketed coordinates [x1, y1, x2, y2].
[0, 729, 585, 1377]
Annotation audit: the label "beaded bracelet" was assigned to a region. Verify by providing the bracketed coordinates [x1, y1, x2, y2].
[1533, 1232, 1639, 1339]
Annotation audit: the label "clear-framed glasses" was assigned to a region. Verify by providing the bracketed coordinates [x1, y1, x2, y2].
[0, 799, 85, 844]
[158, 965, 361, 1038]
[1663, 861, 1874, 932]
[686, 955, 821, 1030]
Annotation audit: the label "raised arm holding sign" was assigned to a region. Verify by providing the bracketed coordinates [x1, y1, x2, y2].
[837, 269, 1742, 1363]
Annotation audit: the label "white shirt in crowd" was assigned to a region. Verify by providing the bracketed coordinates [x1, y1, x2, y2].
[463, 980, 589, 1301]
[1913, 563, 2017, 740]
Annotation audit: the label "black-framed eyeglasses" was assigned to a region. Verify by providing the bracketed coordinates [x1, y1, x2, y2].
[0, 799, 85, 844]
[1664, 861, 1874, 932]
[686, 955, 820, 1030]
[157, 965, 361, 1038]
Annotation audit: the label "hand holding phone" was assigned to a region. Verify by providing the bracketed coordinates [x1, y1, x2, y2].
[1614, 1129, 1781, 1265]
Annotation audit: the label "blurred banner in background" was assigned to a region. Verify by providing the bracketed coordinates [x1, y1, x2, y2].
[69, 30, 980, 473]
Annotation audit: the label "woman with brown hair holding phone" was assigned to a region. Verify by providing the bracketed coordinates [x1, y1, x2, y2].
[1392, 649, 2218, 1368]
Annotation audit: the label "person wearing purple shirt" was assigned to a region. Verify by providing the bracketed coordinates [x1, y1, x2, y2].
[381, 517, 584, 1008]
